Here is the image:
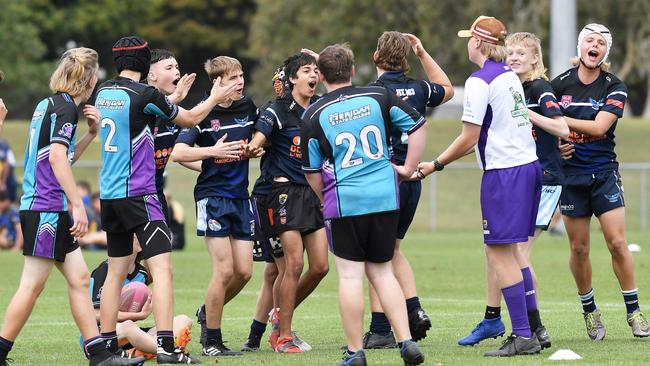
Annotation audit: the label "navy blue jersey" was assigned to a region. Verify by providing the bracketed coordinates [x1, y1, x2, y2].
[154, 120, 180, 192]
[523, 78, 564, 185]
[21, 92, 78, 212]
[251, 153, 272, 196]
[95, 76, 179, 199]
[551, 68, 627, 174]
[370, 71, 444, 165]
[90, 260, 150, 309]
[254, 95, 318, 186]
[176, 96, 258, 200]
[301, 85, 425, 218]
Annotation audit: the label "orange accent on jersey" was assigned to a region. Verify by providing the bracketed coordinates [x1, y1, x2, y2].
[545, 100, 559, 109]
[606, 99, 624, 109]
[567, 131, 606, 144]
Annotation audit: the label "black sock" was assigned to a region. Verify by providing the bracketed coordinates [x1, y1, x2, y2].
[206, 328, 222, 346]
[85, 336, 113, 366]
[101, 331, 118, 353]
[249, 320, 266, 339]
[369, 312, 391, 335]
[405, 296, 421, 314]
[0, 336, 13, 362]
[622, 289, 640, 314]
[484, 306, 501, 320]
[528, 309, 542, 331]
[579, 289, 597, 313]
[157, 330, 175, 353]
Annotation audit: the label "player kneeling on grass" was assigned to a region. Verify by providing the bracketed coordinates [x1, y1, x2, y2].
[301, 43, 427, 366]
[171, 56, 262, 357]
[95, 36, 238, 365]
[88, 239, 193, 360]
[0, 48, 143, 366]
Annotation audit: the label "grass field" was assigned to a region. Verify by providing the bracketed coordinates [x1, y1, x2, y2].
[1, 232, 650, 365]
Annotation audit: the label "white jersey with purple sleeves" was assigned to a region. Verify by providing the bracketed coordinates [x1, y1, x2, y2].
[462, 60, 537, 170]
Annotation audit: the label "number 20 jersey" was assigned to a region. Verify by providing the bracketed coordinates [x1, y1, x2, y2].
[301, 85, 424, 219]
[94, 76, 179, 200]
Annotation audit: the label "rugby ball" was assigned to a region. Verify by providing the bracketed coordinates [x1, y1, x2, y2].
[119, 282, 151, 313]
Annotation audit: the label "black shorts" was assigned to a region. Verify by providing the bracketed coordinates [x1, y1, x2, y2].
[20, 211, 78, 262]
[267, 182, 324, 237]
[157, 188, 170, 225]
[101, 195, 166, 233]
[327, 211, 399, 263]
[106, 220, 172, 259]
[397, 180, 422, 240]
[560, 170, 625, 217]
[251, 195, 283, 263]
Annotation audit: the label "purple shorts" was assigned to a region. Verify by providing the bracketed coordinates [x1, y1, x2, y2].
[480, 161, 541, 244]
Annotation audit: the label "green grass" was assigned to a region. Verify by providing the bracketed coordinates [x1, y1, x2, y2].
[1, 231, 650, 365]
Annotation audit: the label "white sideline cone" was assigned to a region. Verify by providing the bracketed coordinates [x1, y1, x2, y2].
[628, 243, 641, 252]
[549, 349, 582, 360]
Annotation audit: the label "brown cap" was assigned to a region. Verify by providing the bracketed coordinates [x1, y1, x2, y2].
[458, 16, 507, 45]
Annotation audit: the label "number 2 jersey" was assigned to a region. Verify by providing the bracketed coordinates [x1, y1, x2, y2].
[94, 76, 179, 200]
[20, 92, 78, 212]
[551, 67, 627, 174]
[301, 85, 425, 219]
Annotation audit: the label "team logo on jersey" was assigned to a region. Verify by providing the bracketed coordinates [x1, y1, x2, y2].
[292, 136, 300, 146]
[561, 95, 572, 108]
[589, 98, 603, 110]
[58, 122, 75, 139]
[279, 194, 288, 205]
[234, 117, 249, 126]
[509, 87, 528, 120]
[208, 219, 222, 231]
[211, 119, 221, 132]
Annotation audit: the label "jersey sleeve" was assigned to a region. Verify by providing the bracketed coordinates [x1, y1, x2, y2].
[301, 115, 324, 172]
[423, 80, 446, 108]
[89, 261, 108, 309]
[50, 102, 79, 148]
[387, 90, 425, 134]
[143, 87, 179, 122]
[602, 78, 628, 118]
[254, 108, 278, 139]
[461, 77, 488, 125]
[534, 80, 563, 118]
[175, 125, 201, 146]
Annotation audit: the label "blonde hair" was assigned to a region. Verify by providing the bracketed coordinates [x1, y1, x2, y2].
[49, 47, 98, 98]
[505, 32, 548, 81]
[480, 42, 507, 62]
[204, 56, 242, 82]
[570, 56, 610, 72]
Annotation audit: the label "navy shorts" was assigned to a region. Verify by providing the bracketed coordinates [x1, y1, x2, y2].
[481, 161, 541, 244]
[196, 196, 254, 240]
[397, 180, 421, 239]
[20, 211, 78, 262]
[560, 170, 625, 217]
[251, 195, 283, 262]
[266, 182, 324, 237]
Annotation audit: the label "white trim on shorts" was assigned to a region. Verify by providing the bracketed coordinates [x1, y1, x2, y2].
[196, 198, 208, 232]
[536, 184, 562, 229]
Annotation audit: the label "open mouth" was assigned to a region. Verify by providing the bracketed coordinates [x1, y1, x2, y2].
[587, 50, 600, 61]
[172, 78, 180, 86]
[308, 81, 317, 90]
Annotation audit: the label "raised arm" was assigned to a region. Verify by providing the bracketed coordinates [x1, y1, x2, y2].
[172, 77, 238, 127]
[403, 33, 454, 103]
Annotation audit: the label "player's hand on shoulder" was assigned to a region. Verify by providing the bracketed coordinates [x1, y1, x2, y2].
[83, 105, 101, 135]
[301, 48, 319, 60]
[211, 133, 243, 159]
[558, 140, 574, 160]
[402, 33, 425, 57]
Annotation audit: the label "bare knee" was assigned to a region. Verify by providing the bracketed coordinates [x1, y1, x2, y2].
[174, 314, 193, 328]
[214, 266, 234, 285]
[263, 265, 279, 284]
[285, 257, 304, 278]
[309, 262, 329, 279]
[233, 266, 252, 283]
[68, 270, 91, 292]
[606, 237, 628, 258]
[570, 240, 590, 258]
